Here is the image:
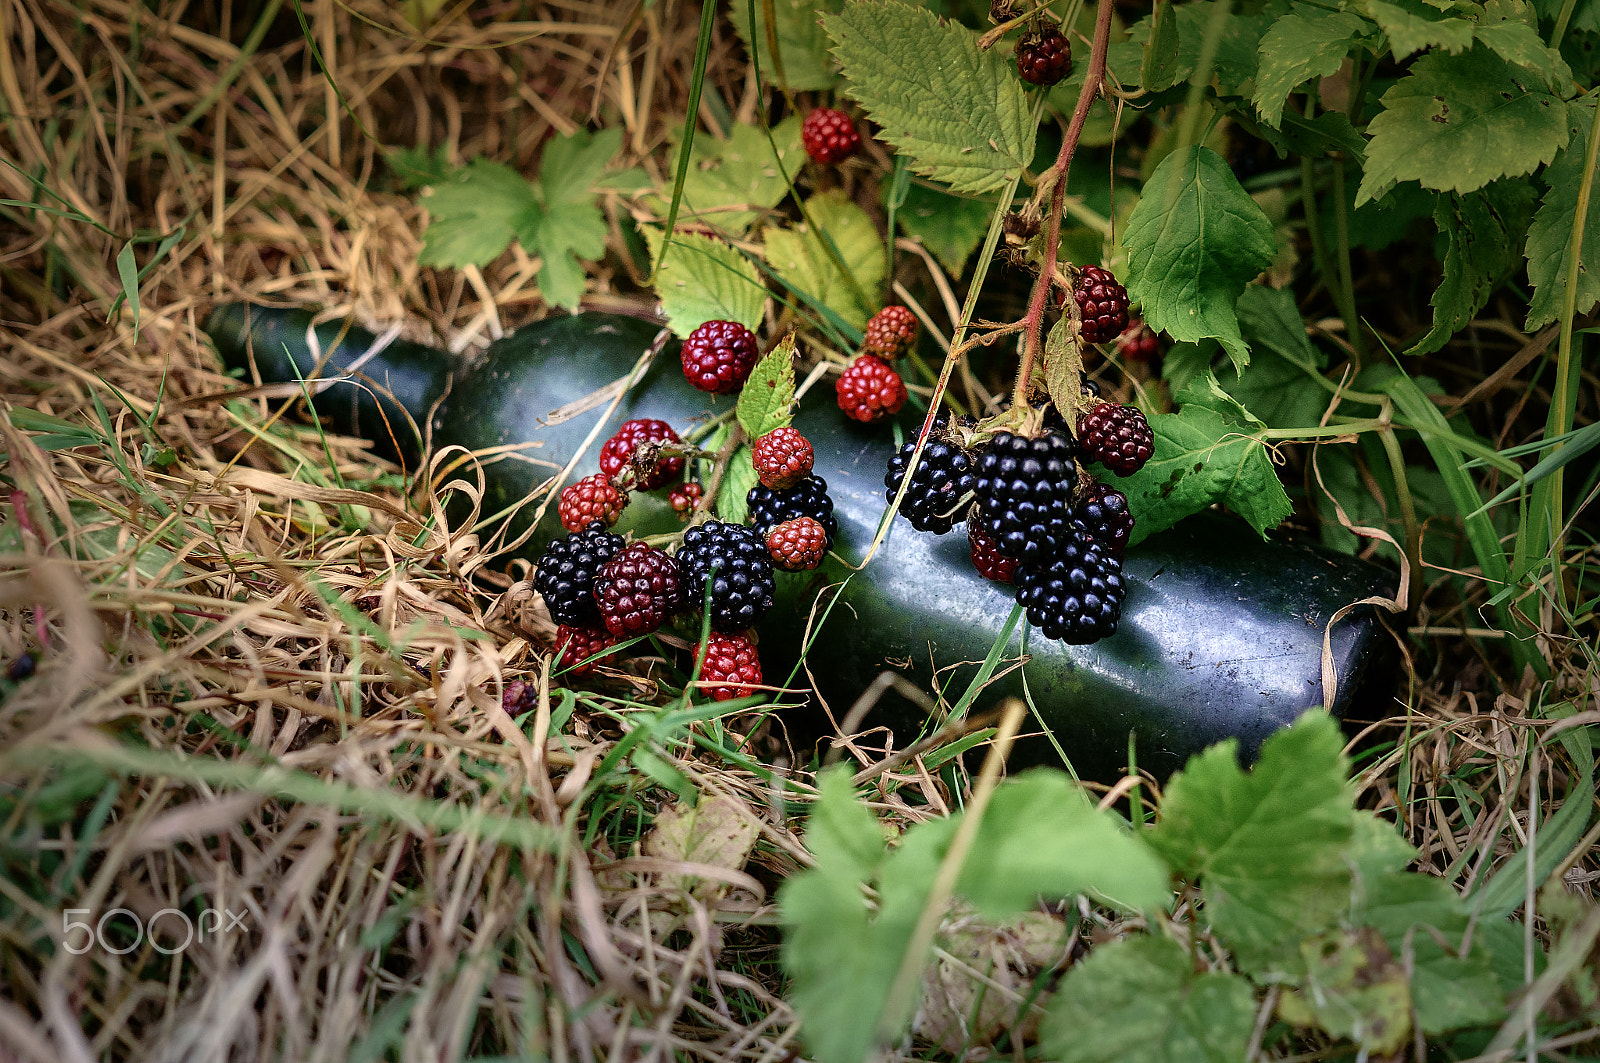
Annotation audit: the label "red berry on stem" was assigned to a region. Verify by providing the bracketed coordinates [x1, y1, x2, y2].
[681, 320, 759, 394]
[802, 108, 861, 165]
[863, 305, 918, 359]
[600, 419, 684, 490]
[694, 631, 763, 701]
[1078, 402, 1155, 476]
[555, 625, 620, 676]
[751, 426, 815, 490]
[669, 482, 703, 516]
[1071, 265, 1131, 345]
[968, 521, 1019, 584]
[592, 542, 682, 637]
[1016, 24, 1073, 86]
[836, 355, 907, 423]
[558, 474, 628, 532]
[767, 516, 829, 571]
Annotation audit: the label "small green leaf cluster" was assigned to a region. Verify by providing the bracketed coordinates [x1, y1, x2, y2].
[780, 711, 1528, 1063]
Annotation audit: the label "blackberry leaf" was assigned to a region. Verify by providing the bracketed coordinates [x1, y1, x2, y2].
[762, 191, 885, 331]
[1366, 0, 1475, 59]
[1252, 9, 1371, 128]
[1412, 182, 1538, 356]
[1525, 100, 1600, 331]
[737, 336, 797, 439]
[644, 228, 767, 337]
[730, 0, 843, 91]
[1123, 146, 1276, 371]
[716, 445, 759, 525]
[822, 1, 1035, 195]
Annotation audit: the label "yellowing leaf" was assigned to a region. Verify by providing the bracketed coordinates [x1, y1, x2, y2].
[763, 191, 886, 330]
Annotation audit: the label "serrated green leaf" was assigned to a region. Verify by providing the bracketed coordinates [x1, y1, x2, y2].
[644, 228, 768, 336]
[1142, 1, 1183, 92]
[763, 191, 886, 330]
[1366, 0, 1475, 58]
[1148, 711, 1355, 972]
[1411, 180, 1538, 354]
[418, 159, 537, 268]
[824, 0, 1034, 194]
[1253, 8, 1371, 128]
[1225, 286, 1330, 429]
[730, 0, 843, 91]
[1042, 317, 1083, 425]
[891, 181, 991, 275]
[1040, 937, 1257, 1063]
[1356, 47, 1570, 206]
[1474, 18, 1573, 92]
[1526, 99, 1600, 330]
[1276, 929, 1413, 1054]
[1124, 146, 1277, 370]
[716, 445, 759, 524]
[646, 118, 804, 235]
[541, 128, 624, 209]
[1122, 3, 1260, 95]
[737, 336, 797, 438]
[1115, 376, 1292, 543]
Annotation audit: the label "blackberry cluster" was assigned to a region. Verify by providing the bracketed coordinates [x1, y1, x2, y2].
[746, 475, 839, 546]
[972, 430, 1079, 565]
[534, 522, 624, 627]
[883, 435, 976, 534]
[677, 521, 777, 632]
[1015, 536, 1127, 643]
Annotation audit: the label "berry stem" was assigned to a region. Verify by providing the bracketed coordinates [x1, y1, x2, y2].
[1012, 0, 1116, 413]
[689, 422, 746, 525]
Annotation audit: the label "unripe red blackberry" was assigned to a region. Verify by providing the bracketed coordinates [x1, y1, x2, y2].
[558, 474, 628, 532]
[593, 542, 682, 637]
[751, 426, 814, 490]
[1071, 265, 1130, 345]
[1078, 402, 1154, 476]
[555, 625, 620, 676]
[693, 631, 763, 701]
[968, 520, 1019, 584]
[1117, 319, 1161, 362]
[669, 482, 703, 516]
[1016, 23, 1073, 86]
[864, 305, 918, 359]
[767, 516, 829, 571]
[681, 319, 759, 394]
[600, 419, 683, 490]
[836, 354, 907, 423]
[802, 108, 861, 165]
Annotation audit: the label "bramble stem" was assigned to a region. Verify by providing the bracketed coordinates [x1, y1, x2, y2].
[1012, 0, 1116, 412]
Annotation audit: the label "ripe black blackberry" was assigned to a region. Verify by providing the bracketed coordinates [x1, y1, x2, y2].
[1073, 481, 1135, 559]
[972, 430, 1079, 565]
[747, 475, 839, 546]
[677, 521, 777, 632]
[534, 522, 624, 627]
[883, 435, 976, 534]
[1015, 535, 1127, 644]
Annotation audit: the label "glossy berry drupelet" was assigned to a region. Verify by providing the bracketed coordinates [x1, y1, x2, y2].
[1071, 265, 1131, 345]
[682, 319, 759, 394]
[677, 520, 777, 632]
[1016, 24, 1073, 86]
[767, 516, 829, 571]
[751, 426, 814, 491]
[593, 542, 683, 637]
[534, 522, 624, 627]
[747, 475, 838, 545]
[694, 631, 763, 701]
[968, 521, 1019, 584]
[1078, 402, 1154, 476]
[802, 108, 861, 165]
[972, 430, 1079, 565]
[555, 625, 620, 676]
[883, 435, 976, 534]
[863, 305, 918, 359]
[669, 482, 703, 516]
[836, 355, 907, 423]
[558, 474, 628, 532]
[1073, 481, 1135, 559]
[1014, 536, 1127, 644]
[600, 419, 683, 490]
[1117, 319, 1160, 362]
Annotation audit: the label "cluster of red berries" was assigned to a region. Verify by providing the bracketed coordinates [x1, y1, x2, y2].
[557, 416, 697, 534]
[836, 304, 917, 423]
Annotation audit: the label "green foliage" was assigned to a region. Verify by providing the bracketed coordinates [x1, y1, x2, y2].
[1040, 937, 1258, 1063]
[730, 0, 843, 91]
[648, 118, 805, 235]
[736, 336, 797, 439]
[823, 0, 1035, 194]
[1525, 97, 1600, 330]
[891, 181, 992, 275]
[1356, 47, 1570, 206]
[1411, 182, 1539, 354]
[1114, 375, 1294, 543]
[1253, 8, 1373, 129]
[1225, 286, 1330, 429]
[763, 191, 886, 330]
[1123, 146, 1277, 368]
[716, 444, 760, 524]
[644, 228, 768, 337]
[417, 129, 634, 310]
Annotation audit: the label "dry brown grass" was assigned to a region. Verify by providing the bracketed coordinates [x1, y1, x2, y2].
[0, 0, 1596, 1060]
